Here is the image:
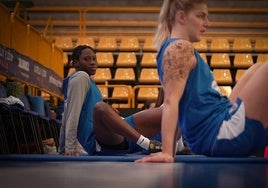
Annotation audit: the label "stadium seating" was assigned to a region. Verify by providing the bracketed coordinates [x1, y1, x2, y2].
[232, 38, 252, 52]
[140, 52, 157, 67]
[256, 54, 268, 63]
[119, 36, 140, 51]
[76, 36, 95, 48]
[54, 36, 74, 51]
[93, 68, 112, 84]
[193, 38, 207, 52]
[254, 37, 268, 52]
[235, 69, 247, 83]
[116, 52, 137, 67]
[96, 52, 114, 67]
[210, 53, 231, 68]
[142, 36, 156, 52]
[113, 68, 136, 81]
[210, 38, 230, 52]
[139, 68, 160, 84]
[213, 69, 233, 85]
[233, 53, 254, 68]
[96, 36, 117, 51]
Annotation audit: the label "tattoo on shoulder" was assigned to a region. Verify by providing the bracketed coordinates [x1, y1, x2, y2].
[163, 41, 195, 81]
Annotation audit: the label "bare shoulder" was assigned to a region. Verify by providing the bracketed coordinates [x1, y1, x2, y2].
[162, 40, 196, 81]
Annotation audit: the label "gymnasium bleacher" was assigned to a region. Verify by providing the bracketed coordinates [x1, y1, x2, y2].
[0, 0, 268, 154]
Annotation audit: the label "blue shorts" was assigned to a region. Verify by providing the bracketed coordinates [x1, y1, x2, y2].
[96, 115, 161, 155]
[211, 98, 268, 157]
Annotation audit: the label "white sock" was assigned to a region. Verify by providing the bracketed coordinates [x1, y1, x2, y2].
[136, 135, 150, 150]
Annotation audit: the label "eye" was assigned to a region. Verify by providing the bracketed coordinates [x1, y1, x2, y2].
[84, 57, 91, 61]
[198, 14, 205, 19]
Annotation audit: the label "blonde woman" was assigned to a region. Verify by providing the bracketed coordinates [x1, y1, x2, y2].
[137, 0, 268, 162]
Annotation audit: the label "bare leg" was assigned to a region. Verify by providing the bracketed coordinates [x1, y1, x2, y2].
[93, 102, 162, 145]
[229, 63, 268, 127]
[132, 107, 162, 138]
[230, 63, 263, 103]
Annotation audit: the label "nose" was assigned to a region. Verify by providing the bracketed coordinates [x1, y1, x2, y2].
[93, 59, 98, 66]
[90, 60, 98, 68]
[204, 17, 210, 28]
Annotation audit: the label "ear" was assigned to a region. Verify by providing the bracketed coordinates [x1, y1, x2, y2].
[176, 10, 186, 24]
[72, 60, 79, 68]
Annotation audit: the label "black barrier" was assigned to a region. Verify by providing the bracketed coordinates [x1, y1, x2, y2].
[0, 44, 62, 96]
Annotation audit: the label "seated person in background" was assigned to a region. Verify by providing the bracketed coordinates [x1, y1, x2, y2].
[59, 45, 162, 156]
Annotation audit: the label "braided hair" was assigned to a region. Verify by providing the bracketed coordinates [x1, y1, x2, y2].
[70, 45, 95, 66]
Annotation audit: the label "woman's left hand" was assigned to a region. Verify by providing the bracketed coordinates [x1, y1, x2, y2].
[135, 152, 174, 163]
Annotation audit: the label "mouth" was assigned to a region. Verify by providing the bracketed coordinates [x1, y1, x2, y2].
[200, 29, 206, 34]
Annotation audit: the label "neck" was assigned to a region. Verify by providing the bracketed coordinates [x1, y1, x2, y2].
[170, 26, 190, 42]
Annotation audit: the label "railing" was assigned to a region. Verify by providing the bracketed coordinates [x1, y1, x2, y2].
[25, 6, 268, 37]
[0, 2, 64, 100]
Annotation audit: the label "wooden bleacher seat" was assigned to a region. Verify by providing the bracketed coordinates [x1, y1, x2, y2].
[119, 36, 140, 51]
[97, 85, 108, 99]
[132, 85, 162, 107]
[113, 68, 135, 81]
[136, 87, 159, 101]
[232, 38, 252, 52]
[116, 52, 137, 67]
[139, 68, 159, 84]
[199, 53, 207, 63]
[142, 36, 156, 52]
[254, 38, 268, 52]
[96, 36, 117, 51]
[54, 36, 73, 51]
[112, 103, 131, 109]
[96, 52, 114, 67]
[76, 36, 95, 48]
[210, 53, 231, 68]
[235, 69, 247, 83]
[213, 69, 233, 85]
[256, 54, 268, 63]
[93, 68, 112, 83]
[140, 52, 157, 67]
[192, 38, 207, 52]
[210, 38, 230, 52]
[233, 53, 253, 68]
[137, 103, 145, 109]
[111, 85, 132, 108]
[219, 86, 232, 97]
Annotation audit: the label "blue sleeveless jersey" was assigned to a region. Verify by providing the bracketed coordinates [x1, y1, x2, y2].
[157, 38, 232, 154]
[62, 72, 103, 155]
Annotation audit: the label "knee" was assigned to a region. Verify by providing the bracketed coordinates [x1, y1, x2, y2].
[254, 62, 268, 75]
[250, 63, 263, 70]
[94, 101, 108, 116]
[94, 101, 106, 114]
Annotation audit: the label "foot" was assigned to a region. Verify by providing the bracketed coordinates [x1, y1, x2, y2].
[148, 140, 162, 154]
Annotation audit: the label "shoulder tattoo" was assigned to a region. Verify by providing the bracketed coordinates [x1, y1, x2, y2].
[163, 41, 195, 81]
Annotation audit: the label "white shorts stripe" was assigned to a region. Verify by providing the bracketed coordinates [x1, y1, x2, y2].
[217, 100, 246, 140]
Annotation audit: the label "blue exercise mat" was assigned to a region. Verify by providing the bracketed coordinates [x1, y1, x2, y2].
[0, 154, 267, 163]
